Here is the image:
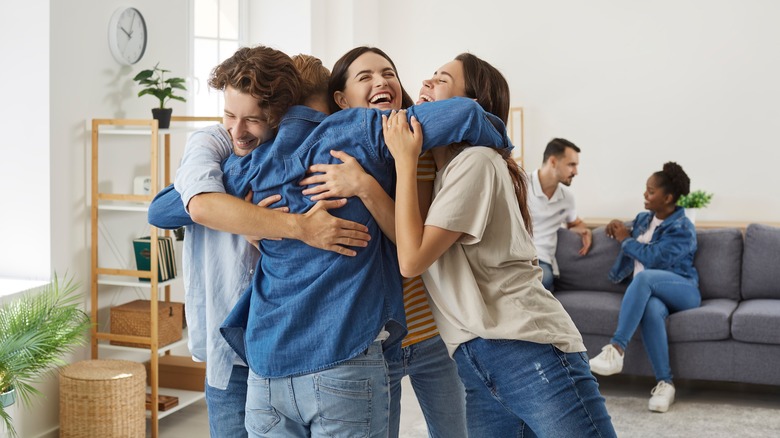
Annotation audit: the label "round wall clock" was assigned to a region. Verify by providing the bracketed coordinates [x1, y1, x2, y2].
[108, 7, 147, 65]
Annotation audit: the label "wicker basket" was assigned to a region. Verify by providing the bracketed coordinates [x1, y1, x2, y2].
[59, 359, 146, 437]
[110, 299, 184, 348]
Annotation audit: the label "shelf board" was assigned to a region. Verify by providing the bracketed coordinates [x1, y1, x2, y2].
[96, 123, 215, 136]
[97, 201, 151, 212]
[146, 387, 205, 420]
[97, 330, 189, 354]
[97, 275, 178, 288]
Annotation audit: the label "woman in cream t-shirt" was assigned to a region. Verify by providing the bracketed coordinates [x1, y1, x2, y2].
[383, 52, 616, 438]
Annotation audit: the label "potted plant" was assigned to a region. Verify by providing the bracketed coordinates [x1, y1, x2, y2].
[0, 273, 91, 437]
[132, 62, 187, 129]
[677, 190, 714, 223]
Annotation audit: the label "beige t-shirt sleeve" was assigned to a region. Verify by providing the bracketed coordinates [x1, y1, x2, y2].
[426, 149, 496, 245]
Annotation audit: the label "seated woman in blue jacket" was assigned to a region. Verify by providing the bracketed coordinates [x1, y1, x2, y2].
[589, 161, 699, 414]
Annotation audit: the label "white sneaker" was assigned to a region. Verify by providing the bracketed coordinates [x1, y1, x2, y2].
[648, 381, 675, 413]
[589, 344, 624, 376]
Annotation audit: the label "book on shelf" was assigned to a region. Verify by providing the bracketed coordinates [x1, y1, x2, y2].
[133, 236, 177, 282]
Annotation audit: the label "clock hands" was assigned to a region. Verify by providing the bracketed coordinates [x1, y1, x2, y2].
[120, 26, 132, 38]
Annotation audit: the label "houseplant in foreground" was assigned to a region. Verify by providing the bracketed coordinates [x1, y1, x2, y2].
[0, 273, 91, 437]
[676, 190, 713, 223]
[133, 62, 187, 129]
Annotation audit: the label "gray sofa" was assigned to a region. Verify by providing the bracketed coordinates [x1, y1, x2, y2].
[553, 223, 780, 386]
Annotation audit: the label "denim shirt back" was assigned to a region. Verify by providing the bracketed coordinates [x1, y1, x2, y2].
[227, 99, 511, 378]
[608, 207, 699, 285]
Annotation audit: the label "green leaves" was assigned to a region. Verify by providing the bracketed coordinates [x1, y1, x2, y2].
[132, 62, 187, 109]
[677, 190, 714, 209]
[0, 273, 92, 438]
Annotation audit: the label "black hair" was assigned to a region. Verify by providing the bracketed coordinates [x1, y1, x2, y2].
[542, 138, 580, 163]
[652, 161, 691, 202]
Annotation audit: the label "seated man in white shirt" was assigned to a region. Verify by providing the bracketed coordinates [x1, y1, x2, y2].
[528, 138, 591, 291]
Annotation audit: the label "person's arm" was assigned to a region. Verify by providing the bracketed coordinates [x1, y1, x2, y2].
[148, 183, 195, 229]
[298, 150, 435, 243]
[405, 97, 511, 154]
[620, 223, 696, 269]
[383, 111, 462, 277]
[166, 124, 372, 256]
[567, 217, 592, 256]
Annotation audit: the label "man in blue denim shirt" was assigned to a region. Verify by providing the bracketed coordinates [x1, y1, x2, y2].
[149, 48, 374, 437]
[150, 97, 510, 435]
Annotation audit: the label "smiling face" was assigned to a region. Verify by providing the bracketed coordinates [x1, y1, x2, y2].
[417, 60, 468, 104]
[644, 174, 674, 213]
[332, 52, 403, 111]
[222, 86, 274, 157]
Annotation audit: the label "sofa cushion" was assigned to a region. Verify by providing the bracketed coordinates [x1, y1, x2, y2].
[741, 224, 780, 299]
[693, 228, 743, 300]
[731, 299, 780, 344]
[554, 290, 622, 336]
[555, 227, 627, 294]
[667, 299, 737, 342]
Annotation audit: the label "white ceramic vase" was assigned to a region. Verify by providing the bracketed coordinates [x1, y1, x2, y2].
[684, 208, 698, 224]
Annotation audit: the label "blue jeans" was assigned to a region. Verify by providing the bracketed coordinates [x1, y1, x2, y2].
[611, 269, 701, 382]
[244, 341, 389, 437]
[206, 364, 249, 437]
[387, 335, 466, 438]
[453, 338, 616, 438]
[539, 261, 554, 292]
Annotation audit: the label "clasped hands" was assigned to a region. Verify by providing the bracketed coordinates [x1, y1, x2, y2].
[605, 219, 630, 242]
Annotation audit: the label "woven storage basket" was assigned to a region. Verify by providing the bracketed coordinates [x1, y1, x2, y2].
[110, 299, 183, 348]
[59, 359, 146, 437]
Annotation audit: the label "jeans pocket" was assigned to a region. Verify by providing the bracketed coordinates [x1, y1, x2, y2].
[315, 375, 371, 437]
[246, 373, 280, 435]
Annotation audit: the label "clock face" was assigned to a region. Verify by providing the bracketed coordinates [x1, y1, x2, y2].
[108, 7, 147, 65]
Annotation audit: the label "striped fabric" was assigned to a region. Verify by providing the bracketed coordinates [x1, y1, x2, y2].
[401, 151, 439, 348]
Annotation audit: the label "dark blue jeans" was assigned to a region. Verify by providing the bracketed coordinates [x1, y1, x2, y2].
[454, 338, 616, 438]
[205, 364, 249, 437]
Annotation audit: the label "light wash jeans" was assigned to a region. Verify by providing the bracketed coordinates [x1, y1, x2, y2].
[539, 261, 555, 292]
[387, 335, 466, 438]
[244, 341, 389, 437]
[453, 338, 616, 438]
[205, 364, 249, 438]
[611, 269, 701, 382]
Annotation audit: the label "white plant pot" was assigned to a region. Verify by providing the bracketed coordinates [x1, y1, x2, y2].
[684, 208, 698, 224]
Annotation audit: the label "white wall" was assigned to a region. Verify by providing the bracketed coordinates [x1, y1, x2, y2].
[0, 0, 50, 280]
[280, 0, 780, 222]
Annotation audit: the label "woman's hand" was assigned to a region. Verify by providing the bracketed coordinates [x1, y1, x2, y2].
[383, 110, 422, 164]
[606, 219, 630, 242]
[299, 150, 368, 201]
[243, 192, 288, 246]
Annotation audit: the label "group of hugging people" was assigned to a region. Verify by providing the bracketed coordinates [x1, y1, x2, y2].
[148, 43, 700, 438]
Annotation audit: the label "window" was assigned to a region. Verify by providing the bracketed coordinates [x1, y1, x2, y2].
[192, 0, 243, 116]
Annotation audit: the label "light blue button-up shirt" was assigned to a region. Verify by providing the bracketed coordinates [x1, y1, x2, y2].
[165, 125, 256, 390]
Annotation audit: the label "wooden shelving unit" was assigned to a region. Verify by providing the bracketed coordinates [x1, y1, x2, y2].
[89, 116, 220, 437]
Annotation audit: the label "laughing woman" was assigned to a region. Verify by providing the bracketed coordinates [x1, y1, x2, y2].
[383, 53, 616, 437]
[298, 46, 468, 438]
